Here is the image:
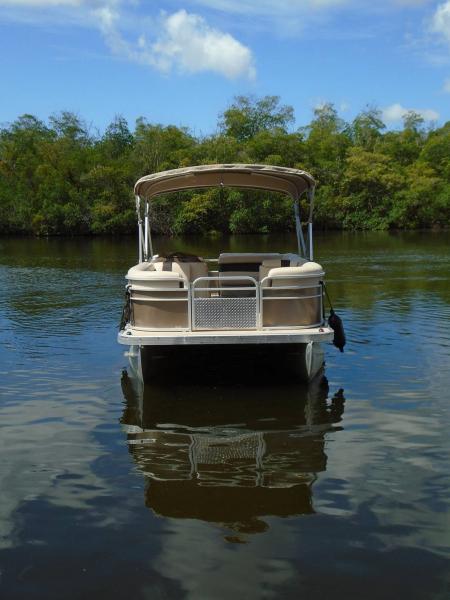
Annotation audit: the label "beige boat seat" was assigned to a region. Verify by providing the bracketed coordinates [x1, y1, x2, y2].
[128, 256, 208, 281]
[260, 262, 325, 327]
[152, 256, 209, 283]
[218, 253, 276, 296]
[126, 262, 185, 289]
[218, 252, 304, 297]
[259, 254, 308, 282]
[261, 261, 324, 287]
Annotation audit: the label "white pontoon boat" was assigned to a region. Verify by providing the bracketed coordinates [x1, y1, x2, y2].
[118, 164, 335, 381]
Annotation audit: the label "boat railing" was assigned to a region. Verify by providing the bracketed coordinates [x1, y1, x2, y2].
[259, 275, 324, 330]
[191, 276, 260, 330]
[190, 274, 324, 331]
[128, 273, 324, 332]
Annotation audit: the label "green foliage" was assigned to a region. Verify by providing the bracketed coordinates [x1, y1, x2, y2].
[0, 96, 449, 236]
[219, 95, 295, 141]
[351, 107, 385, 151]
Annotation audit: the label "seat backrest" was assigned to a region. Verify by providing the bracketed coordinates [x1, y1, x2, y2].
[153, 258, 208, 282]
[218, 253, 282, 284]
[261, 262, 324, 288]
[259, 254, 308, 284]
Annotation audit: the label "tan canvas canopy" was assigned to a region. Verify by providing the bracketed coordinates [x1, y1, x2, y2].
[134, 164, 315, 201]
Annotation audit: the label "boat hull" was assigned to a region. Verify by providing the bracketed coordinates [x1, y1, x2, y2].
[125, 341, 325, 384]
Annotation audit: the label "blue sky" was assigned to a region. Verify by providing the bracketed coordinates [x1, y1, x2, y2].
[1, 0, 450, 133]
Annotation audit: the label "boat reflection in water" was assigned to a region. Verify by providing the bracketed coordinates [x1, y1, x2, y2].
[120, 368, 345, 536]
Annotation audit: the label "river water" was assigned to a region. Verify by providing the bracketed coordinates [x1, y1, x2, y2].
[0, 232, 449, 599]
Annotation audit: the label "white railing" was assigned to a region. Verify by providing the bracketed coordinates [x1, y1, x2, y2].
[259, 275, 324, 330]
[129, 274, 324, 332]
[191, 276, 259, 330]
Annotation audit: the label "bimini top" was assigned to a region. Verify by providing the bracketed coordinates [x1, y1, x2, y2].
[134, 164, 315, 201]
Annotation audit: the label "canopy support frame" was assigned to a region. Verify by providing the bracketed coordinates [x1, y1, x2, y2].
[307, 188, 315, 261]
[136, 195, 154, 262]
[134, 165, 316, 263]
[135, 195, 144, 264]
[294, 197, 307, 259]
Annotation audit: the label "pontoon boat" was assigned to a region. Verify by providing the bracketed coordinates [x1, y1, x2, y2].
[118, 164, 335, 381]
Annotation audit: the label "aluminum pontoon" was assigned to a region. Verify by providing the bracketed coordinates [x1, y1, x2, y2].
[118, 164, 334, 381]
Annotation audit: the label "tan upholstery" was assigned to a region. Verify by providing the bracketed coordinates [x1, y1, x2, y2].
[261, 262, 324, 287]
[128, 258, 208, 282]
[153, 260, 190, 280]
[126, 258, 208, 329]
[259, 255, 308, 282]
[152, 258, 209, 282]
[127, 262, 189, 329]
[218, 253, 272, 296]
[189, 261, 209, 283]
[127, 263, 184, 288]
[218, 253, 306, 284]
[260, 261, 324, 327]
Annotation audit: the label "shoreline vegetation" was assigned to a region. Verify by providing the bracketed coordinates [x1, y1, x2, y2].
[1, 96, 449, 236]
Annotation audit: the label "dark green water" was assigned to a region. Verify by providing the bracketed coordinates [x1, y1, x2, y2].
[0, 232, 449, 599]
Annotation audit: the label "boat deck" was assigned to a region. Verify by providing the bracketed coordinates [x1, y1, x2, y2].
[118, 326, 334, 346]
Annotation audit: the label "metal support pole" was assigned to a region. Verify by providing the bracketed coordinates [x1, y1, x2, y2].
[135, 195, 143, 264]
[144, 201, 149, 261]
[294, 198, 307, 258]
[148, 227, 153, 259]
[307, 188, 315, 261]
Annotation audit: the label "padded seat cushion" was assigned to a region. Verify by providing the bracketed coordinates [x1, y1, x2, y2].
[127, 263, 183, 281]
[126, 263, 184, 290]
[262, 262, 324, 288]
[219, 253, 304, 280]
[149, 258, 208, 282]
[268, 262, 324, 277]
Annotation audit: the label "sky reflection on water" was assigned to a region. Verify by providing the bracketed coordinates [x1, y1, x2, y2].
[0, 233, 449, 599]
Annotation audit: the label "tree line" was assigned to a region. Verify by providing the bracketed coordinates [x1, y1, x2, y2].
[0, 95, 448, 236]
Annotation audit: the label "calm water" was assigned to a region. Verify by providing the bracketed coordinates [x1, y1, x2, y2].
[0, 232, 449, 599]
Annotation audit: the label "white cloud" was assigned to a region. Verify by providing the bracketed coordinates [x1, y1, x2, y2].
[148, 10, 255, 79]
[431, 1, 450, 43]
[382, 102, 439, 123]
[0, 1, 255, 80]
[444, 78, 450, 91]
[96, 7, 255, 79]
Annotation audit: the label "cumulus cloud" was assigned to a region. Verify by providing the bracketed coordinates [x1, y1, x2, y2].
[382, 103, 439, 123]
[431, 1, 450, 43]
[146, 10, 255, 79]
[0, 1, 255, 79]
[96, 8, 255, 79]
